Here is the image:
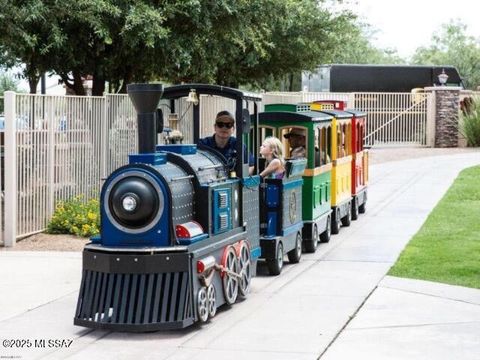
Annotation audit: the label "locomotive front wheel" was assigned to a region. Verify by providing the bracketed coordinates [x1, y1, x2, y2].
[342, 202, 352, 227]
[222, 246, 239, 305]
[207, 284, 217, 318]
[288, 231, 303, 263]
[197, 287, 209, 322]
[267, 242, 284, 276]
[331, 208, 341, 234]
[352, 198, 359, 220]
[320, 215, 331, 243]
[303, 225, 318, 253]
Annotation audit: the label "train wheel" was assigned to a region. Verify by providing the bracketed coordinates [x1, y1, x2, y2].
[267, 242, 283, 276]
[359, 201, 366, 214]
[320, 215, 331, 243]
[288, 231, 303, 263]
[197, 287, 209, 322]
[342, 202, 352, 227]
[222, 246, 239, 305]
[351, 198, 359, 220]
[238, 242, 252, 297]
[304, 225, 318, 253]
[207, 284, 217, 318]
[331, 208, 341, 234]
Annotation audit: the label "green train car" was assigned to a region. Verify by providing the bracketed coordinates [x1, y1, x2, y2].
[259, 108, 333, 252]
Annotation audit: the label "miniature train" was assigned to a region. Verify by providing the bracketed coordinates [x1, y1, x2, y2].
[74, 83, 368, 331]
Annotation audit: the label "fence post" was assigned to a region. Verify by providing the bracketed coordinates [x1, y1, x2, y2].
[47, 97, 55, 216]
[425, 91, 436, 147]
[100, 95, 109, 180]
[4, 91, 17, 247]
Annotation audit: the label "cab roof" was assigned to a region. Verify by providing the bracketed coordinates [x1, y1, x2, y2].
[259, 111, 333, 123]
[313, 109, 352, 119]
[162, 84, 262, 102]
[344, 109, 367, 117]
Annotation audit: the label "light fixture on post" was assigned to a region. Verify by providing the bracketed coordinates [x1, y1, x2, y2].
[186, 89, 199, 106]
[438, 69, 449, 86]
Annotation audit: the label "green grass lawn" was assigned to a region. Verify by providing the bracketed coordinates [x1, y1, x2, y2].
[388, 165, 480, 289]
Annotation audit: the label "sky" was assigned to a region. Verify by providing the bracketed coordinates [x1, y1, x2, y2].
[340, 0, 480, 58]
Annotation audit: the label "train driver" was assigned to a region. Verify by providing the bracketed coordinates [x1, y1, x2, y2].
[284, 127, 306, 158]
[199, 110, 255, 175]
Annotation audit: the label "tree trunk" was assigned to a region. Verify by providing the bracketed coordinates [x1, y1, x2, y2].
[28, 77, 39, 94]
[72, 71, 86, 96]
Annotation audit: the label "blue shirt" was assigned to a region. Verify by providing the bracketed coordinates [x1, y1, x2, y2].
[199, 135, 255, 167]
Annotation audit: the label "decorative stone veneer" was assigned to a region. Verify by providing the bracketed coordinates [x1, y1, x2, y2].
[425, 87, 461, 148]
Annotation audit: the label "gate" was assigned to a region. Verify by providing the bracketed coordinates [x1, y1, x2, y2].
[263, 91, 433, 147]
[354, 92, 433, 147]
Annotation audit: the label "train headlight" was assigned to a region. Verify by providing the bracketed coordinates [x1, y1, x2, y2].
[104, 170, 164, 234]
[122, 194, 138, 212]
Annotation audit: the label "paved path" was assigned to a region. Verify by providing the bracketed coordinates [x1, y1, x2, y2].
[0, 151, 479, 359]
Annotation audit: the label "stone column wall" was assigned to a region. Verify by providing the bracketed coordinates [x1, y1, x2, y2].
[424, 87, 461, 148]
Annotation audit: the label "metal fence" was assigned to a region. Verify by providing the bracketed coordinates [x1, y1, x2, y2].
[2, 93, 137, 244]
[1, 92, 258, 245]
[1, 90, 436, 245]
[0, 96, 3, 246]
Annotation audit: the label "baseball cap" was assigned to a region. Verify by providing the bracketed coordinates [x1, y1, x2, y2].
[215, 110, 235, 123]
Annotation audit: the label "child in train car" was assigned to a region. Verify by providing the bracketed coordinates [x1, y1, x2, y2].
[259, 136, 286, 179]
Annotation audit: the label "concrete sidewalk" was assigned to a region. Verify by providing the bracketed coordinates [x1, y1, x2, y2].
[0, 151, 479, 360]
[322, 276, 480, 360]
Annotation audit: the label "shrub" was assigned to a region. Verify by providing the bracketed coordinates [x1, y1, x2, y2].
[460, 96, 480, 147]
[47, 196, 100, 237]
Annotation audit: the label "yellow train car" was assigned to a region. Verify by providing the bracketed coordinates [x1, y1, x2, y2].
[311, 106, 353, 234]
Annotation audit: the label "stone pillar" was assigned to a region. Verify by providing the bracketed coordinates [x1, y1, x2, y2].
[424, 87, 462, 147]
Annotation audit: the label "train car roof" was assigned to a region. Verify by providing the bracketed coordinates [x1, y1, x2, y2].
[314, 109, 352, 119]
[259, 111, 333, 123]
[344, 109, 367, 117]
[162, 84, 262, 102]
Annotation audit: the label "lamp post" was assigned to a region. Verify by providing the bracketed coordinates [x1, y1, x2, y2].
[438, 69, 449, 86]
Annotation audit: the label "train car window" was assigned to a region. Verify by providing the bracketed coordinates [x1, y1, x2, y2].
[346, 123, 352, 156]
[315, 127, 321, 167]
[337, 126, 342, 158]
[326, 126, 332, 162]
[356, 123, 361, 152]
[338, 124, 347, 157]
[260, 126, 275, 141]
[320, 126, 330, 165]
[280, 126, 307, 159]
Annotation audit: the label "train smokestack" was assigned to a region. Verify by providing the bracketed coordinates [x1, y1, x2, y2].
[127, 83, 163, 154]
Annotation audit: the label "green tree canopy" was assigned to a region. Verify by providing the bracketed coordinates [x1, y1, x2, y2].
[0, 0, 361, 94]
[412, 20, 480, 89]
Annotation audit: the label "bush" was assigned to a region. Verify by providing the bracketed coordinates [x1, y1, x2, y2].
[47, 196, 100, 237]
[460, 96, 480, 147]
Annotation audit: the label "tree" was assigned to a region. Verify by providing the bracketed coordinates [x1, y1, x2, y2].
[0, 0, 67, 93]
[0, 71, 22, 112]
[0, 0, 361, 94]
[412, 20, 480, 89]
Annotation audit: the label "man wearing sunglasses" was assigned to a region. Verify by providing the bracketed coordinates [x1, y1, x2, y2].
[199, 110, 254, 174]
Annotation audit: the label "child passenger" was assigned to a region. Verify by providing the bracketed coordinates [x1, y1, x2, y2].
[259, 136, 286, 179]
